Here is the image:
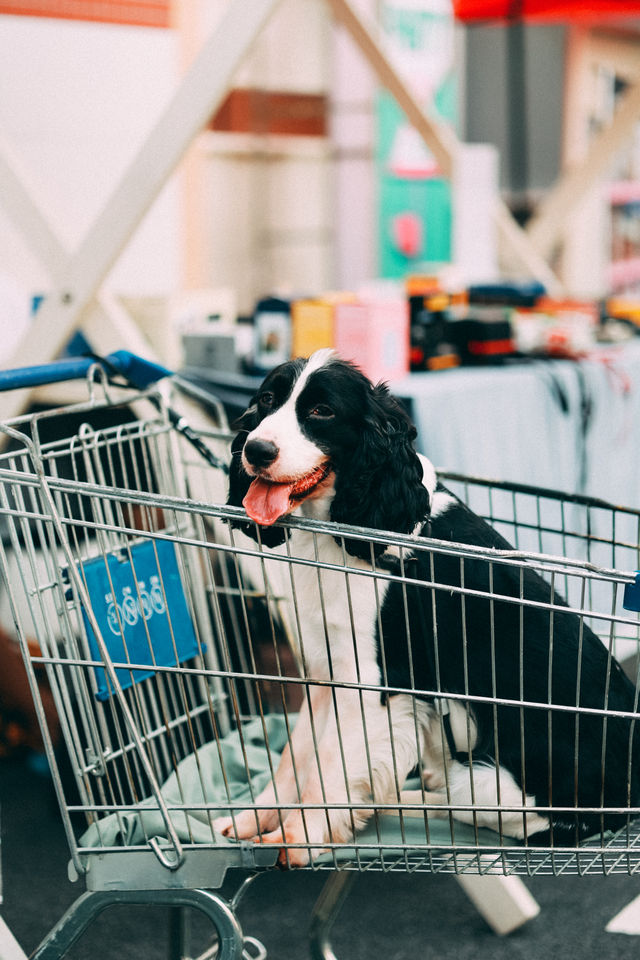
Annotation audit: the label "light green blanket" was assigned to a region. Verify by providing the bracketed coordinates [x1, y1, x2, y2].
[79, 714, 503, 860]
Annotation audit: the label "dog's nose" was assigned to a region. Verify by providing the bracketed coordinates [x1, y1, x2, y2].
[244, 438, 279, 468]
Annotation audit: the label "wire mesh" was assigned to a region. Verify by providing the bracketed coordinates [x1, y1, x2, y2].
[1, 388, 640, 880]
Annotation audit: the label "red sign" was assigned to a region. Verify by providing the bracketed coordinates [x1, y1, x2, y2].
[454, 0, 640, 22]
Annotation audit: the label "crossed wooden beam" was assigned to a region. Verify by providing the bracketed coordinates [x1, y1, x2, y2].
[1, 0, 639, 424]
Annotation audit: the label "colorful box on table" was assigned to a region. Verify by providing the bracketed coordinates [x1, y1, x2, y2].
[291, 295, 357, 358]
[467, 281, 545, 308]
[291, 299, 335, 357]
[522, 298, 598, 357]
[333, 296, 409, 383]
[605, 297, 640, 327]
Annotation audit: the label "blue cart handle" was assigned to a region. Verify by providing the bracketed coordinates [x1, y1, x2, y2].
[0, 350, 173, 392]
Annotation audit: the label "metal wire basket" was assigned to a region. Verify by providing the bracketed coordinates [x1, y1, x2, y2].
[1, 354, 640, 958]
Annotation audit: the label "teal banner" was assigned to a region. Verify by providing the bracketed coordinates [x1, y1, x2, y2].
[377, 1, 456, 278]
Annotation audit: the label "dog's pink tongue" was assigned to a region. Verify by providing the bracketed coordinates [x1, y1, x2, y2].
[243, 477, 295, 525]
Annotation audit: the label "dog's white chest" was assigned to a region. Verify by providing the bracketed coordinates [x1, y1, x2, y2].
[287, 532, 385, 686]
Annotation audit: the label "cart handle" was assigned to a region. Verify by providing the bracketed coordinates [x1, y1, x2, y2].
[0, 350, 172, 392]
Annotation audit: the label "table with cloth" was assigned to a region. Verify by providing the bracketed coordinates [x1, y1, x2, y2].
[393, 342, 640, 507]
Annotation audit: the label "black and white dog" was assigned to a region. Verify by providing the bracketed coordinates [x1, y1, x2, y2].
[214, 348, 640, 864]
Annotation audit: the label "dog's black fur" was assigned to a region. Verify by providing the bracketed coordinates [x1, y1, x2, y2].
[229, 357, 430, 558]
[229, 354, 640, 844]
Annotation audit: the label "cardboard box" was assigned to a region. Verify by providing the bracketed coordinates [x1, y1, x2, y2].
[291, 299, 335, 357]
[334, 297, 409, 382]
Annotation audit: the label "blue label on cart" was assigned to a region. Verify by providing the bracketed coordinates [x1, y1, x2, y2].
[623, 572, 640, 612]
[80, 539, 200, 700]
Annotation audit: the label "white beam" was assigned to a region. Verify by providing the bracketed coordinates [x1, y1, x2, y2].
[0, 142, 66, 278]
[0, 146, 157, 419]
[44, 0, 282, 325]
[0, 0, 282, 423]
[456, 871, 541, 936]
[326, 0, 457, 177]
[326, 0, 563, 295]
[607, 893, 640, 935]
[0, 918, 28, 960]
[527, 71, 640, 262]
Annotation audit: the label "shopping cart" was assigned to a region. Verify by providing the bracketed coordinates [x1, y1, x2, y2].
[1, 353, 640, 959]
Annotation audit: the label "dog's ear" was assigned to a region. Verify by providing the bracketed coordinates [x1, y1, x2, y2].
[231, 402, 258, 433]
[227, 429, 253, 509]
[227, 419, 288, 549]
[330, 384, 430, 559]
[227, 394, 261, 511]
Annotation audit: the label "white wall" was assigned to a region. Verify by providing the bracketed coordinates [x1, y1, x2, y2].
[0, 14, 180, 314]
[0, 1, 379, 340]
[184, 0, 335, 315]
[329, 0, 378, 291]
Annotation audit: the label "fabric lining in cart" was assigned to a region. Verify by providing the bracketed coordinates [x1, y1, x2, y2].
[79, 713, 640, 876]
[78, 713, 509, 858]
[2, 373, 640, 885]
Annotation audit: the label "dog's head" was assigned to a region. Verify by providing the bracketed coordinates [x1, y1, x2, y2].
[228, 349, 431, 557]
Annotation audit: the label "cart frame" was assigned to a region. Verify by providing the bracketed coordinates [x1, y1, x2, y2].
[1, 354, 640, 958]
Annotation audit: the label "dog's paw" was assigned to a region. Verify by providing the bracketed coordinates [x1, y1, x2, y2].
[225, 825, 316, 866]
[254, 827, 284, 844]
[214, 806, 287, 840]
[213, 815, 237, 838]
[277, 844, 314, 868]
[214, 810, 262, 839]
[263, 819, 329, 867]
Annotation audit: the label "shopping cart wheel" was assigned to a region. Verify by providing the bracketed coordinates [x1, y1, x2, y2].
[241, 935, 268, 959]
[186, 933, 267, 959]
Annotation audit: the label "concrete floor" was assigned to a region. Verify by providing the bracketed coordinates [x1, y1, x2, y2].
[2, 757, 640, 960]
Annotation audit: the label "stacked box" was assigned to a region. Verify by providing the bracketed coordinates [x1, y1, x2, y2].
[291, 299, 335, 357]
[334, 297, 409, 383]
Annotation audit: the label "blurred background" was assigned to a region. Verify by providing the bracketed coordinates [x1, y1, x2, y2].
[2, 1, 640, 505]
[0, 0, 640, 496]
[4, 4, 640, 957]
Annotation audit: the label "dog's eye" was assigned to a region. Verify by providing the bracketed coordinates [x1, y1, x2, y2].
[259, 391, 275, 408]
[308, 404, 334, 419]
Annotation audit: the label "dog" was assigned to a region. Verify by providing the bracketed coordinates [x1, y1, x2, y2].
[214, 348, 640, 864]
